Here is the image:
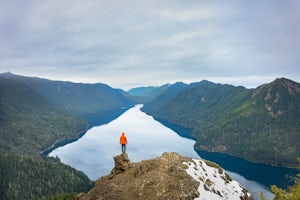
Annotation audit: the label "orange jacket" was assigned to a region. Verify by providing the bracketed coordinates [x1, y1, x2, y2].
[120, 132, 127, 144]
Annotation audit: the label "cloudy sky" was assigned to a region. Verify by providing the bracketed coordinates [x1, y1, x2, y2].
[0, 0, 299, 90]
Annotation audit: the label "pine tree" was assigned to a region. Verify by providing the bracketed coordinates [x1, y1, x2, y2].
[270, 158, 300, 200]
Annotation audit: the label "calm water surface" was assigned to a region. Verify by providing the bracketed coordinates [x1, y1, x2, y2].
[49, 105, 292, 199]
[49, 104, 198, 178]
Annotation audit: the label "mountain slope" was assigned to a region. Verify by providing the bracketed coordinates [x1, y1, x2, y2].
[0, 72, 135, 156]
[77, 152, 252, 200]
[141, 78, 300, 167]
[0, 75, 93, 200]
[0, 76, 86, 156]
[143, 80, 251, 128]
[1, 72, 134, 115]
[143, 82, 191, 110]
[194, 78, 300, 167]
[0, 72, 134, 200]
[127, 84, 171, 103]
[127, 86, 161, 96]
[0, 154, 93, 200]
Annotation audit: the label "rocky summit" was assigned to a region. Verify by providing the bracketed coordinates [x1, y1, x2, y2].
[77, 152, 252, 200]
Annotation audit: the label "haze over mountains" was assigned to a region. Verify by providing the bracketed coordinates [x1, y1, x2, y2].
[0, 72, 299, 199]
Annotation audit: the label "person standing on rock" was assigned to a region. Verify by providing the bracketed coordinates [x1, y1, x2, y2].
[120, 131, 128, 153]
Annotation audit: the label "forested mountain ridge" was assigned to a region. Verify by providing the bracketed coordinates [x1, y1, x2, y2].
[0, 76, 92, 200]
[139, 81, 193, 110]
[0, 154, 93, 200]
[1, 72, 299, 199]
[0, 76, 86, 156]
[127, 84, 171, 103]
[127, 86, 162, 97]
[194, 78, 300, 167]
[142, 80, 252, 128]
[141, 78, 300, 167]
[0, 72, 134, 200]
[1, 72, 134, 115]
[0, 72, 135, 156]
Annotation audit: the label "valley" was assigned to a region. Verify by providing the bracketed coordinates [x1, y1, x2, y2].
[0, 72, 299, 199]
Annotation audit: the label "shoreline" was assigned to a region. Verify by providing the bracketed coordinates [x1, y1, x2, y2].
[43, 106, 297, 191]
[195, 148, 298, 170]
[41, 128, 88, 156]
[152, 116, 297, 169]
[151, 116, 297, 190]
[42, 106, 133, 156]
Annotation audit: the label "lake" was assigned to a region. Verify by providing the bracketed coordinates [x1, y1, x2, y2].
[49, 105, 297, 199]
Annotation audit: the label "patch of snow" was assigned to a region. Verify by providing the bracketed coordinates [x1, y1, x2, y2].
[184, 159, 250, 200]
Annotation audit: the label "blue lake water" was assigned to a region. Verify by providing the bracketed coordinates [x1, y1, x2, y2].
[49, 105, 297, 199]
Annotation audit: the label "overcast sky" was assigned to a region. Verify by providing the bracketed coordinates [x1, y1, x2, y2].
[0, 0, 299, 90]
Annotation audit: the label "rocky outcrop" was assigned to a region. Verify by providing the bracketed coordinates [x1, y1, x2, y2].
[77, 152, 252, 200]
[110, 153, 133, 174]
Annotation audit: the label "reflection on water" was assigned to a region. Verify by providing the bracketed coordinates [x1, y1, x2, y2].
[49, 104, 198, 179]
[50, 105, 277, 199]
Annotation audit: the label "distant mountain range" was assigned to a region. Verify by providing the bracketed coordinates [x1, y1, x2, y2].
[137, 78, 300, 168]
[1, 72, 299, 199]
[1, 72, 134, 115]
[0, 72, 135, 200]
[0, 72, 135, 156]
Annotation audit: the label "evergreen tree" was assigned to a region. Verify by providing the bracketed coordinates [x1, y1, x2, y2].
[270, 158, 300, 200]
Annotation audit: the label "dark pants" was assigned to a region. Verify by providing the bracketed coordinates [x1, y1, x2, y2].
[121, 144, 126, 153]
